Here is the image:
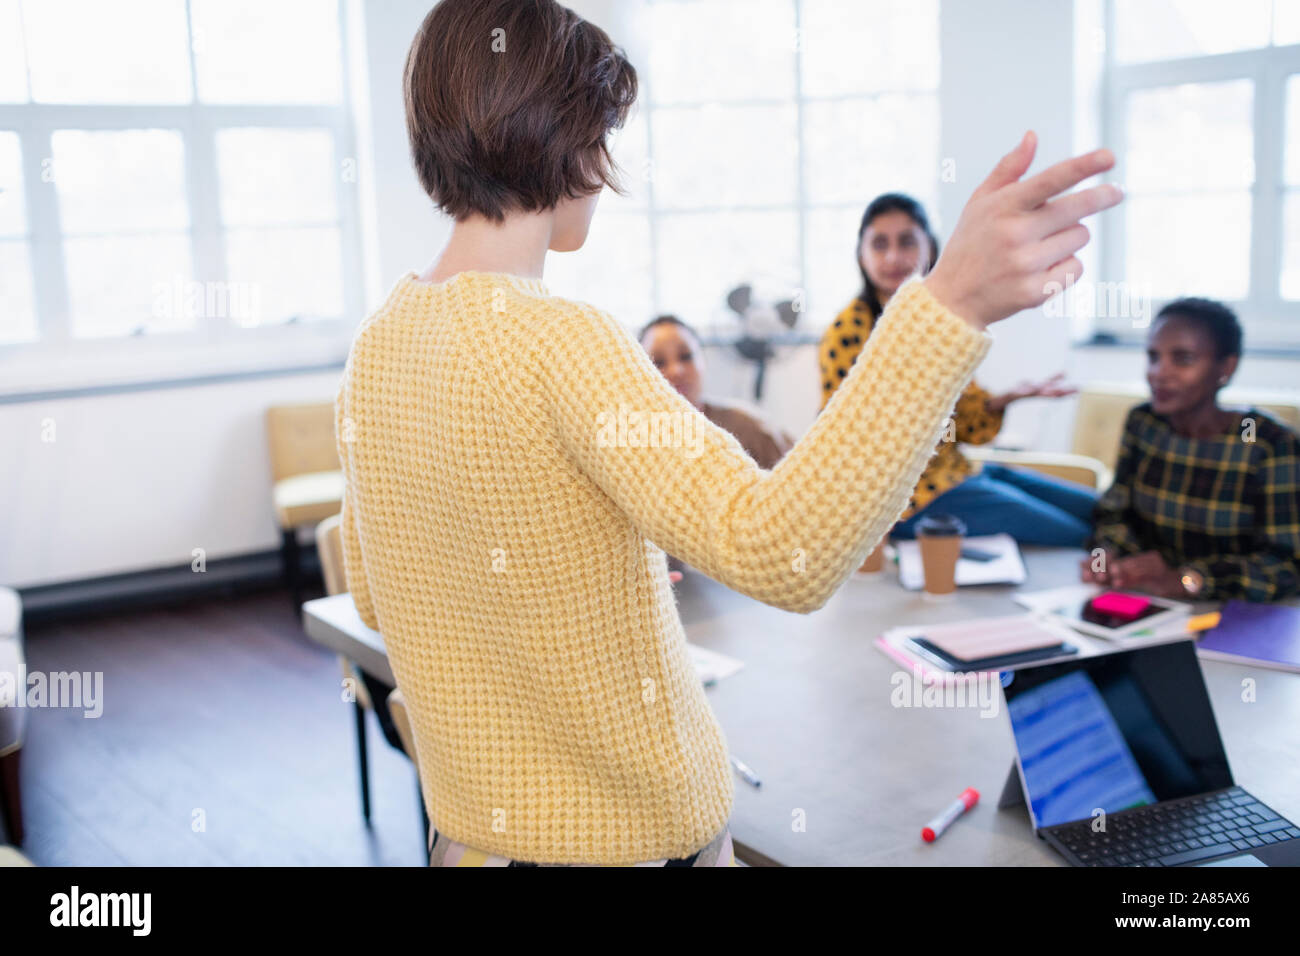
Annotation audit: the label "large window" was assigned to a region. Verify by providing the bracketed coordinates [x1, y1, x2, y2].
[1100, 0, 1300, 347]
[546, 0, 940, 333]
[0, 0, 361, 386]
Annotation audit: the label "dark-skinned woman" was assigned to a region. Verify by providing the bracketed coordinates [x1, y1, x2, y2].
[1081, 298, 1300, 602]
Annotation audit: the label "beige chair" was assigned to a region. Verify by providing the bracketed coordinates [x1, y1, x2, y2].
[316, 515, 376, 824]
[1069, 383, 1300, 473]
[967, 447, 1112, 491]
[971, 383, 1300, 491]
[0, 587, 25, 845]
[316, 514, 425, 846]
[267, 402, 344, 610]
[387, 688, 431, 849]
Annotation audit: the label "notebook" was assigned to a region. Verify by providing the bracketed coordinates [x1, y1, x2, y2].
[1196, 601, 1300, 674]
[874, 614, 1088, 677]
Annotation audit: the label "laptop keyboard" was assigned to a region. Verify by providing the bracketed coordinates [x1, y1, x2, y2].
[1051, 787, 1300, 867]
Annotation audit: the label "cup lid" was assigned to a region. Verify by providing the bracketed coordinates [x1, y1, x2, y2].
[915, 512, 966, 536]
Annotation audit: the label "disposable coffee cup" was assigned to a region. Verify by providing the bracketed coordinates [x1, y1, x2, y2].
[915, 513, 966, 600]
[858, 540, 886, 574]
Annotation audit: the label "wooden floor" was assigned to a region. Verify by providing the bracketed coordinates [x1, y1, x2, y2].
[16, 587, 427, 866]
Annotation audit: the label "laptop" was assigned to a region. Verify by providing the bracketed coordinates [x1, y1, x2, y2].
[1000, 639, 1300, 867]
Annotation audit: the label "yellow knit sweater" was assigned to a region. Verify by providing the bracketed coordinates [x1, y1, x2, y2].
[335, 271, 992, 864]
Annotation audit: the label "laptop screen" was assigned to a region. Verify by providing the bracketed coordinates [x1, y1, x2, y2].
[1002, 640, 1233, 829]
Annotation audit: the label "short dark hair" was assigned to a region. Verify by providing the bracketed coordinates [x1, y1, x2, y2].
[638, 314, 701, 345]
[1155, 297, 1243, 358]
[404, 0, 638, 223]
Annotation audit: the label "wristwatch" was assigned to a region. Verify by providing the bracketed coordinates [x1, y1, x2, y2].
[1179, 566, 1205, 598]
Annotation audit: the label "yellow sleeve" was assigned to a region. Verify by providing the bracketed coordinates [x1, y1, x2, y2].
[529, 279, 993, 614]
[953, 380, 1004, 445]
[818, 303, 869, 412]
[335, 376, 379, 631]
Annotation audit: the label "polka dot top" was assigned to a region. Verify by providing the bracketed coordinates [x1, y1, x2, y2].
[819, 296, 1004, 519]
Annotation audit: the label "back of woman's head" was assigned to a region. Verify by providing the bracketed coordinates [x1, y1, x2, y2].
[856, 193, 939, 313]
[404, 0, 638, 223]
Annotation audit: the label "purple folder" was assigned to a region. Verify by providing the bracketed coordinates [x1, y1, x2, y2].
[1196, 601, 1300, 674]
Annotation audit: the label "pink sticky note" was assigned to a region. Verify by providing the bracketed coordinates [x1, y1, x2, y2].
[1091, 591, 1151, 620]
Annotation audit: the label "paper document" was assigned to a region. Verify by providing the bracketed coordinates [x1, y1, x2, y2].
[687, 643, 744, 684]
[895, 532, 1027, 590]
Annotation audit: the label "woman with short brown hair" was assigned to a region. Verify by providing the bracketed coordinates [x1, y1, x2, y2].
[335, 0, 1121, 866]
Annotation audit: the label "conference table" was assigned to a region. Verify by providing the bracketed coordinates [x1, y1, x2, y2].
[302, 546, 1300, 867]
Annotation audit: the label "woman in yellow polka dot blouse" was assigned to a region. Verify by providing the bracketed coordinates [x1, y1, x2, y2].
[819, 193, 1099, 546]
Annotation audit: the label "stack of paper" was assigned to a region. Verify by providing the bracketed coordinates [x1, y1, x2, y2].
[894, 533, 1027, 590]
[687, 642, 744, 685]
[874, 614, 1096, 680]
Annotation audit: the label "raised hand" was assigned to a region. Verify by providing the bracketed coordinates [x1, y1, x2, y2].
[989, 371, 1080, 413]
[923, 131, 1122, 330]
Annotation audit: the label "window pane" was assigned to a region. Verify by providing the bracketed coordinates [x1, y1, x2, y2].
[545, 213, 653, 329]
[655, 210, 799, 320]
[1276, 0, 1300, 45]
[65, 234, 195, 337]
[0, 0, 28, 102]
[649, 0, 795, 104]
[1282, 191, 1300, 300]
[217, 129, 337, 226]
[607, 107, 650, 211]
[803, 95, 939, 207]
[224, 227, 345, 325]
[25, 0, 191, 103]
[0, 132, 25, 236]
[52, 130, 189, 233]
[801, 0, 938, 97]
[1126, 194, 1250, 300]
[1287, 75, 1300, 186]
[1114, 0, 1271, 63]
[0, 241, 37, 343]
[651, 105, 798, 208]
[805, 206, 869, 325]
[1126, 81, 1253, 192]
[192, 0, 342, 104]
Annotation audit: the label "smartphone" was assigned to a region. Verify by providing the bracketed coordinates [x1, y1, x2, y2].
[960, 546, 1000, 563]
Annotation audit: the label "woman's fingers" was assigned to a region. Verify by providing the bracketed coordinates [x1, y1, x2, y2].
[1028, 223, 1090, 274]
[1035, 255, 1084, 305]
[972, 130, 1037, 200]
[1036, 183, 1124, 236]
[1014, 148, 1115, 210]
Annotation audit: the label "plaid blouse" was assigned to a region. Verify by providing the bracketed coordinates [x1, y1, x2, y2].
[1087, 403, 1300, 602]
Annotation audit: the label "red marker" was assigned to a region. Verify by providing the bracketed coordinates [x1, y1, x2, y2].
[921, 787, 979, 843]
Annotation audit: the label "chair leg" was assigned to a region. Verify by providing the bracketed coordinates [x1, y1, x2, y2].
[281, 527, 302, 612]
[417, 773, 430, 858]
[353, 699, 371, 826]
[0, 748, 23, 845]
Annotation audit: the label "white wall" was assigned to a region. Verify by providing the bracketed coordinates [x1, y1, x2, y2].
[7, 0, 1298, 589]
[1, 371, 341, 587]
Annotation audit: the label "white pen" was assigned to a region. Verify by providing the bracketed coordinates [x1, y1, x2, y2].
[730, 755, 761, 788]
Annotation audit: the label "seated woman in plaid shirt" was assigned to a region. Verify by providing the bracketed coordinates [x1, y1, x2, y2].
[1081, 298, 1300, 602]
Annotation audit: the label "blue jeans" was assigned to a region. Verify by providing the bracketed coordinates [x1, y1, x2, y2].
[890, 463, 1098, 548]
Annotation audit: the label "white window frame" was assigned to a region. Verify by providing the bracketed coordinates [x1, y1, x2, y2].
[1099, 1, 1300, 349]
[638, 0, 940, 326]
[0, 0, 364, 397]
